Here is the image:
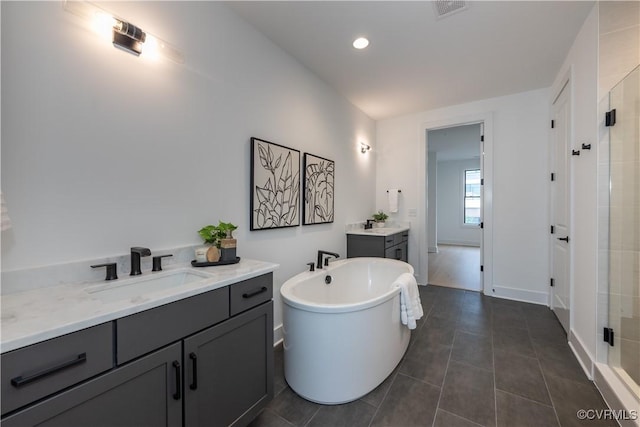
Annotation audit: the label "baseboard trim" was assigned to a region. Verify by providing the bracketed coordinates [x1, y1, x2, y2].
[437, 240, 481, 248]
[594, 363, 640, 427]
[490, 285, 548, 305]
[569, 330, 594, 380]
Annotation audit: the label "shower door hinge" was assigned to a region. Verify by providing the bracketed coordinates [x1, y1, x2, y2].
[551, 120, 555, 129]
[603, 327, 614, 347]
[550, 225, 555, 234]
[605, 109, 616, 127]
[481, 178, 484, 185]
[551, 173, 555, 182]
[480, 222, 484, 229]
[480, 265, 484, 272]
[550, 278, 554, 287]
[481, 135, 484, 142]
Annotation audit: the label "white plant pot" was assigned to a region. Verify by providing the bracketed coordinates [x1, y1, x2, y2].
[376, 222, 385, 228]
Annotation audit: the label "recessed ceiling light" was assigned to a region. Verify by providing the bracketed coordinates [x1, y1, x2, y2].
[352, 37, 369, 49]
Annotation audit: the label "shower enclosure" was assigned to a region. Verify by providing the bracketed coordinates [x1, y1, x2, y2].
[607, 65, 639, 398]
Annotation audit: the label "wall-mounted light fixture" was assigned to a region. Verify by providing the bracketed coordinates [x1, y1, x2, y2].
[360, 142, 371, 154]
[63, 0, 184, 63]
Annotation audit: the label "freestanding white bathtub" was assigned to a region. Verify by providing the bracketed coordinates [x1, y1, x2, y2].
[280, 257, 413, 404]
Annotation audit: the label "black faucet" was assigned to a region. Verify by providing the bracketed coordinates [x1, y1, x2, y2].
[130, 247, 151, 276]
[317, 250, 339, 269]
[365, 219, 375, 230]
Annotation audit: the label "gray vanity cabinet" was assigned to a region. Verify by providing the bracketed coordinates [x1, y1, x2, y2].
[184, 301, 273, 427]
[2, 272, 275, 427]
[1, 342, 182, 427]
[347, 230, 409, 262]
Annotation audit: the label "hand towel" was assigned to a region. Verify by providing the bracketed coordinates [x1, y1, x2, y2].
[388, 189, 399, 213]
[393, 273, 423, 330]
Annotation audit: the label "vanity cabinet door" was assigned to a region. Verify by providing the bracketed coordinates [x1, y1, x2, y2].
[1, 343, 182, 427]
[347, 235, 385, 257]
[184, 301, 273, 427]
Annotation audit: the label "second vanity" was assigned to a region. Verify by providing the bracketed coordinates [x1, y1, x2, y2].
[0, 258, 278, 427]
[346, 226, 409, 262]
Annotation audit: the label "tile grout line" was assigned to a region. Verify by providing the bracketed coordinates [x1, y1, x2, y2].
[302, 406, 321, 427]
[366, 289, 436, 427]
[366, 370, 398, 427]
[430, 312, 459, 427]
[527, 319, 563, 427]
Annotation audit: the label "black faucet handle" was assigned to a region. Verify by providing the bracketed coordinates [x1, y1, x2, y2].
[306, 262, 315, 272]
[152, 254, 173, 272]
[91, 263, 118, 281]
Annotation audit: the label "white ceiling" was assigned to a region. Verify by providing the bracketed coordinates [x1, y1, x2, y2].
[225, 1, 594, 120]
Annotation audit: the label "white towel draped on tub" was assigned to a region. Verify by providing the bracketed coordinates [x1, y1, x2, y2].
[393, 273, 423, 329]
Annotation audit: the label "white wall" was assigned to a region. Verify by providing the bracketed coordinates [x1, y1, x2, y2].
[548, 5, 598, 372]
[0, 2, 376, 335]
[377, 88, 550, 303]
[436, 159, 481, 247]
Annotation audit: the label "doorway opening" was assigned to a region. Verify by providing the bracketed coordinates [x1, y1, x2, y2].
[426, 123, 483, 292]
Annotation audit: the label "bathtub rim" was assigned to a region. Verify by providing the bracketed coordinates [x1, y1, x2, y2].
[280, 257, 414, 314]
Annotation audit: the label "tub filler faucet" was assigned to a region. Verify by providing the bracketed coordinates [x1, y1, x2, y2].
[317, 250, 339, 269]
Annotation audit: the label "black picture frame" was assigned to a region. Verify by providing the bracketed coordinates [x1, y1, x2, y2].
[303, 153, 335, 225]
[250, 137, 301, 230]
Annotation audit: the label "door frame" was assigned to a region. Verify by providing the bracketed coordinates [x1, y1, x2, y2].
[419, 112, 493, 295]
[549, 68, 574, 332]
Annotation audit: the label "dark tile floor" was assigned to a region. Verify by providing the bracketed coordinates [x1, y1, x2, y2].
[250, 285, 614, 427]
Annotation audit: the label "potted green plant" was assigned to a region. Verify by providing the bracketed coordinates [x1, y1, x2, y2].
[372, 210, 389, 228]
[197, 221, 238, 262]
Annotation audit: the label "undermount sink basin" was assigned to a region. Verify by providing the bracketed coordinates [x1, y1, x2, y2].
[364, 228, 390, 234]
[86, 269, 214, 303]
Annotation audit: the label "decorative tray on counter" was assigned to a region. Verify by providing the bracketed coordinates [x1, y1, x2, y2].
[191, 257, 241, 267]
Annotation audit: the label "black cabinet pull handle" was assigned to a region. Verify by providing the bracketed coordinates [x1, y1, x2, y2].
[242, 287, 268, 299]
[396, 248, 402, 260]
[557, 236, 569, 242]
[189, 353, 198, 390]
[11, 353, 87, 388]
[172, 361, 181, 400]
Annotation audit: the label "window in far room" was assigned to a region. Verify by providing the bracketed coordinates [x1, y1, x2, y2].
[464, 169, 481, 225]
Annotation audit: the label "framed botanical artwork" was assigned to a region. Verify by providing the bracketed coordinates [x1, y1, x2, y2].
[250, 137, 301, 230]
[303, 153, 335, 225]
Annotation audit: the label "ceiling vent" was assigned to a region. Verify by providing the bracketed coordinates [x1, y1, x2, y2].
[433, 1, 468, 19]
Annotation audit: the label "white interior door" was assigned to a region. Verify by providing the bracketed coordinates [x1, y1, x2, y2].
[550, 82, 571, 334]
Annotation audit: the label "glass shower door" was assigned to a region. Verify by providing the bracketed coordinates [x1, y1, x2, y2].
[608, 65, 640, 397]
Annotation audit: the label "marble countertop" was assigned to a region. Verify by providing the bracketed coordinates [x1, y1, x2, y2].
[346, 226, 410, 237]
[0, 258, 278, 354]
